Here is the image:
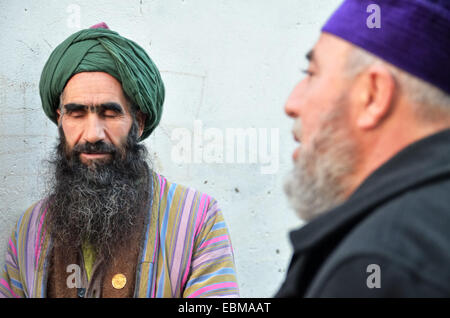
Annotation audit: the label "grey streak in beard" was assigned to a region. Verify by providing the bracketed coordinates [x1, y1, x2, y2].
[284, 106, 357, 222]
[44, 122, 151, 262]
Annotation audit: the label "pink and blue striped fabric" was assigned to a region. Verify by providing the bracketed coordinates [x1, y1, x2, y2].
[0, 172, 239, 297]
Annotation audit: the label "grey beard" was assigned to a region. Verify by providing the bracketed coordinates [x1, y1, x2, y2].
[44, 124, 150, 261]
[284, 109, 357, 222]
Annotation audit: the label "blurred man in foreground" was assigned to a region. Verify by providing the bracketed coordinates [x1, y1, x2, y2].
[277, 0, 450, 297]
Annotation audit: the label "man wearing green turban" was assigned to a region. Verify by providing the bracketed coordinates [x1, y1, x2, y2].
[0, 23, 239, 298]
[39, 22, 165, 140]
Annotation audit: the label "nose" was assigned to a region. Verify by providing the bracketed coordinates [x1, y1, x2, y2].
[82, 114, 106, 144]
[284, 81, 304, 118]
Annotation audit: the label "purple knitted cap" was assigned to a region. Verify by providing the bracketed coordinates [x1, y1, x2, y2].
[322, 0, 450, 94]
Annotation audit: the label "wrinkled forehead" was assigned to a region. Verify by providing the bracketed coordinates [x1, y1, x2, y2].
[63, 72, 124, 97]
[61, 72, 131, 112]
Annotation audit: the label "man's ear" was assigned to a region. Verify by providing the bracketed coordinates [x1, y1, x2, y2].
[136, 111, 147, 137]
[56, 108, 61, 125]
[57, 91, 65, 126]
[355, 64, 396, 130]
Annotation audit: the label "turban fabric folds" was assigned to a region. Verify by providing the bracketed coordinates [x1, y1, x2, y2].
[322, 0, 450, 94]
[39, 24, 165, 140]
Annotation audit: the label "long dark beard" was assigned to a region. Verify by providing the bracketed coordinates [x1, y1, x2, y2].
[45, 122, 150, 261]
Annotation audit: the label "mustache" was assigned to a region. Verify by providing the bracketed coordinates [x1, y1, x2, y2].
[292, 120, 302, 143]
[71, 140, 117, 155]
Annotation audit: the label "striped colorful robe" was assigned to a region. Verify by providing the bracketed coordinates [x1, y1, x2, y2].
[0, 172, 239, 298]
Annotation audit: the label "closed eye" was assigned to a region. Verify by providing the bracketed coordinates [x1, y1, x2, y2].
[99, 104, 124, 118]
[301, 69, 314, 77]
[64, 104, 87, 118]
[70, 111, 86, 118]
[100, 110, 118, 118]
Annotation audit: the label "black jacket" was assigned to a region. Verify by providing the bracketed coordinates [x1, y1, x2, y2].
[276, 129, 450, 297]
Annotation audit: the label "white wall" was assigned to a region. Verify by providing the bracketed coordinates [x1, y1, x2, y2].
[0, 0, 341, 297]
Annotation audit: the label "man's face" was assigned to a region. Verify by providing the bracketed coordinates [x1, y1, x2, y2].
[47, 72, 149, 260]
[284, 33, 360, 221]
[57, 72, 134, 166]
[285, 33, 354, 161]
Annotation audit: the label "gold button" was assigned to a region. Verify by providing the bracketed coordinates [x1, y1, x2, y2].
[112, 273, 127, 289]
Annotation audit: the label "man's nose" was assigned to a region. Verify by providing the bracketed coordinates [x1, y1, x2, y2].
[284, 81, 304, 118]
[83, 114, 106, 143]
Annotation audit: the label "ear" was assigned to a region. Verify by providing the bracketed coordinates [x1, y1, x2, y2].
[355, 64, 396, 130]
[56, 108, 62, 125]
[136, 111, 147, 137]
[57, 91, 65, 126]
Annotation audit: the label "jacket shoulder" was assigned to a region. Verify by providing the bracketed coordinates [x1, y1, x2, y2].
[15, 199, 49, 243]
[345, 177, 450, 261]
[309, 178, 450, 296]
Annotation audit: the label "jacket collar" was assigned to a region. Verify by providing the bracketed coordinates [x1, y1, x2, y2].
[289, 128, 450, 253]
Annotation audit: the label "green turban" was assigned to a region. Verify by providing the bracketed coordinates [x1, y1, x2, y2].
[39, 25, 165, 140]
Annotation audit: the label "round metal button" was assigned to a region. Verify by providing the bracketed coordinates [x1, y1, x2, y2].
[112, 273, 127, 289]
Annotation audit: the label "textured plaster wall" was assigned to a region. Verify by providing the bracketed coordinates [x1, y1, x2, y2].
[0, 0, 341, 297]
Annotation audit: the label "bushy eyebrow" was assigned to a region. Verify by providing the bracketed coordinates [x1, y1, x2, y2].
[99, 103, 124, 114]
[63, 103, 85, 112]
[63, 102, 125, 114]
